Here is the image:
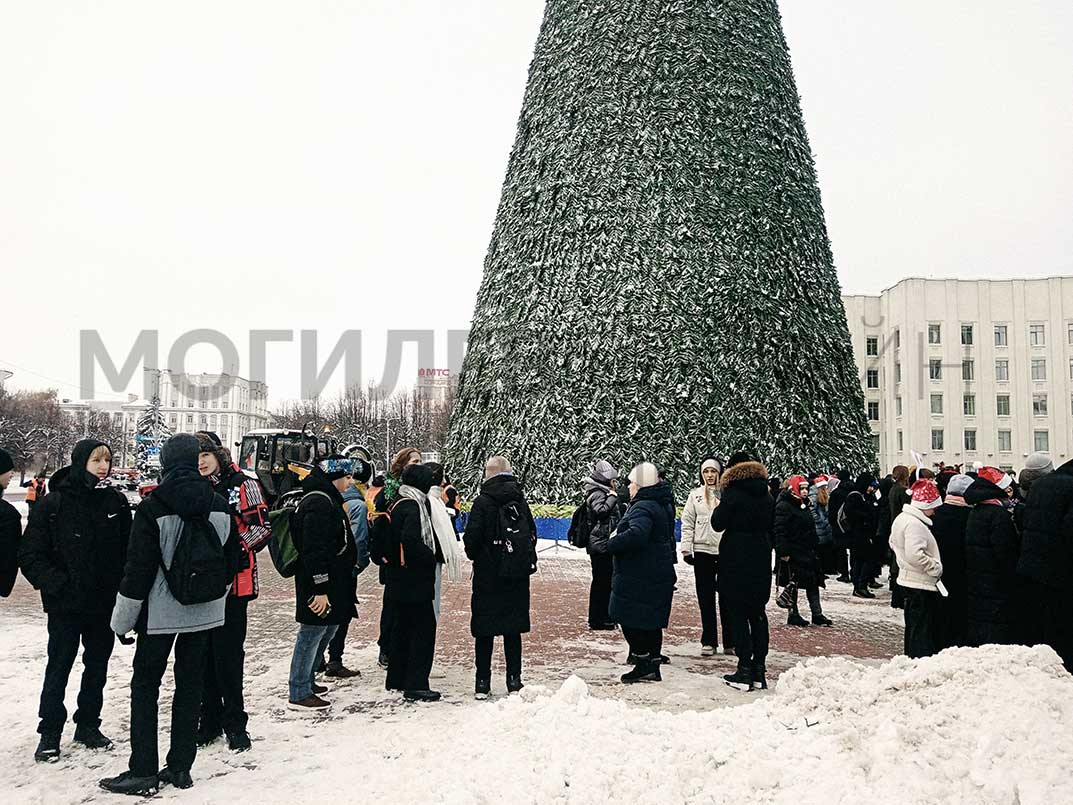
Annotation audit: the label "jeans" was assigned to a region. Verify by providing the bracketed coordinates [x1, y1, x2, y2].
[622, 627, 663, 660]
[727, 602, 769, 666]
[902, 587, 940, 659]
[385, 600, 437, 692]
[475, 634, 522, 679]
[288, 624, 338, 701]
[587, 552, 613, 627]
[129, 631, 209, 777]
[199, 596, 249, 734]
[37, 612, 115, 735]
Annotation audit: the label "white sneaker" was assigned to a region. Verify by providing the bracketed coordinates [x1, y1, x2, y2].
[430, 667, 447, 679]
[701, 645, 715, 656]
[716, 645, 726, 655]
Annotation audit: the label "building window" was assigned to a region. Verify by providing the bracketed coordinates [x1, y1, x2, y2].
[893, 329, 900, 349]
[1068, 322, 1073, 345]
[961, 324, 974, 346]
[199, 414, 208, 428]
[186, 414, 193, 427]
[928, 323, 941, 345]
[931, 429, 944, 451]
[996, 394, 1010, 416]
[963, 394, 976, 416]
[994, 325, 1008, 347]
[897, 430, 903, 452]
[866, 369, 879, 389]
[871, 433, 880, 454]
[1033, 393, 1048, 416]
[894, 362, 902, 383]
[1029, 324, 1046, 346]
[866, 336, 878, 357]
[962, 360, 974, 381]
[1035, 430, 1050, 452]
[964, 429, 977, 451]
[210, 414, 217, 430]
[895, 396, 903, 417]
[930, 359, 942, 380]
[1070, 358, 1073, 381]
[998, 430, 1012, 452]
[931, 393, 943, 415]
[1031, 358, 1047, 381]
[169, 414, 178, 428]
[995, 359, 1009, 382]
[867, 401, 880, 421]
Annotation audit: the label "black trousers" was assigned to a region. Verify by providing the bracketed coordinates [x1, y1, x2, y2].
[622, 626, 663, 660]
[692, 552, 732, 648]
[850, 547, 872, 589]
[1030, 583, 1073, 673]
[37, 612, 115, 735]
[902, 587, 940, 659]
[328, 614, 351, 662]
[587, 552, 613, 627]
[475, 634, 522, 679]
[199, 596, 249, 735]
[727, 601, 769, 667]
[377, 591, 395, 651]
[129, 630, 209, 777]
[385, 600, 436, 692]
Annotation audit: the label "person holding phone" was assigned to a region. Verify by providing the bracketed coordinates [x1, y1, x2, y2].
[286, 456, 357, 712]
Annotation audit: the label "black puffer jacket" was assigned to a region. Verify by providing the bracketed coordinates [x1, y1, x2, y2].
[773, 489, 824, 588]
[1018, 458, 1073, 590]
[964, 478, 1021, 645]
[292, 468, 357, 626]
[843, 474, 879, 552]
[711, 461, 773, 606]
[605, 481, 677, 631]
[930, 502, 970, 649]
[828, 470, 853, 549]
[0, 497, 20, 597]
[463, 474, 536, 637]
[383, 495, 439, 604]
[18, 440, 132, 615]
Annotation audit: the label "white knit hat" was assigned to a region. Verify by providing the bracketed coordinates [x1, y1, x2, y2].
[628, 462, 660, 489]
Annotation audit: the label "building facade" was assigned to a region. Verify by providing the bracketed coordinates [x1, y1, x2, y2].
[144, 369, 269, 449]
[843, 277, 1073, 473]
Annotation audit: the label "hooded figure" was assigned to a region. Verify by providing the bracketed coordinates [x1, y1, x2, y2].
[929, 474, 972, 649]
[581, 459, 622, 630]
[826, 469, 854, 581]
[843, 472, 880, 597]
[963, 468, 1022, 647]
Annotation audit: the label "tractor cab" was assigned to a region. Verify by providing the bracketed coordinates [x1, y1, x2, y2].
[237, 426, 338, 503]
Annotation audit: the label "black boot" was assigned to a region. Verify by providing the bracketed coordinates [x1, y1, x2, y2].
[621, 659, 661, 684]
[195, 723, 222, 747]
[751, 664, 768, 690]
[506, 674, 524, 694]
[836, 573, 852, 583]
[34, 733, 61, 763]
[787, 612, 810, 627]
[475, 678, 491, 700]
[158, 767, 193, 789]
[403, 690, 442, 702]
[324, 660, 361, 679]
[73, 725, 114, 750]
[99, 771, 159, 796]
[226, 730, 252, 752]
[723, 662, 753, 692]
[852, 587, 876, 599]
[811, 614, 833, 627]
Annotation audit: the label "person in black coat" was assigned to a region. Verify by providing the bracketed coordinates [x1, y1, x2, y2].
[287, 457, 357, 711]
[463, 457, 537, 699]
[964, 468, 1022, 647]
[874, 476, 895, 581]
[0, 448, 21, 598]
[929, 474, 972, 650]
[383, 463, 441, 701]
[1018, 456, 1073, 672]
[601, 462, 676, 684]
[827, 469, 853, 581]
[773, 476, 831, 628]
[843, 472, 880, 598]
[712, 454, 773, 691]
[18, 439, 131, 763]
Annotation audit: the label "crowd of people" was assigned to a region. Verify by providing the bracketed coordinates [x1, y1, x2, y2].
[0, 435, 1071, 795]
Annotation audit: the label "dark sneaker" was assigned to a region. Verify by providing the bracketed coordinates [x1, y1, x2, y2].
[158, 767, 193, 789]
[34, 733, 61, 763]
[588, 622, 616, 631]
[811, 614, 834, 627]
[475, 678, 491, 700]
[723, 666, 753, 692]
[287, 694, 331, 712]
[787, 612, 810, 627]
[506, 674, 524, 694]
[377, 651, 389, 669]
[312, 683, 329, 696]
[403, 690, 442, 702]
[324, 660, 361, 679]
[621, 661, 661, 684]
[74, 725, 114, 750]
[835, 574, 852, 583]
[852, 588, 876, 599]
[226, 730, 252, 752]
[195, 724, 222, 747]
[751, 664, 768, 690]
[99, 771, 159, 796]
[868, 581, 883, 590]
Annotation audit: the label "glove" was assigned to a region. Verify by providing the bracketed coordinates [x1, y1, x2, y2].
[116, 633, 135, 645]
[683, 553, 694, 565]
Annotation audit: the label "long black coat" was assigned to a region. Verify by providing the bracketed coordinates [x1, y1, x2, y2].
[711, 461, 773, 607]
[828, 473, 853, 549]
[929, 502, 970, 649]
[843, 476, 879, 552]
[1018, 458, 1073, 590]
[773, 490, 824, 588]
[964, 478, 1021, 645]
[382, 496, 439, 604]
[605, 481, 677, 631]
[463, 474, 536, 638]
[0, 497, 20, 597]
[292, 468, 357, 626]
[18, 442, 132, 616]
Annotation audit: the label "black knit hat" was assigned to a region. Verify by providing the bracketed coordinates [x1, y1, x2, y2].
[161, 433, 200, 474]
[401, 464, 434, 494]
[0, 448, 13, 475]
[316, 454, 353, 482]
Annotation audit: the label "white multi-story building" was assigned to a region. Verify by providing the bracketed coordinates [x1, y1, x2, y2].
[144, 369, 269, 449]
[843, 276, 1073, 473]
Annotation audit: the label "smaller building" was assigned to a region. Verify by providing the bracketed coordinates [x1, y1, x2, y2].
[145, 368, 269, 449]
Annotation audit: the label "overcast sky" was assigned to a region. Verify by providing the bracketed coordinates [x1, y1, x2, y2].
[2, 1, 1071, 403]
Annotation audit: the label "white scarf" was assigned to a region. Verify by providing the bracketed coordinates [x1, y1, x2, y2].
[428, 485, 463, 582]
[397, 485, 435, 553]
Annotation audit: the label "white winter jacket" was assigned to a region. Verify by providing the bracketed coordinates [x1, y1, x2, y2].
[889, 505, 943, 591]
[681, 485, 722, 555]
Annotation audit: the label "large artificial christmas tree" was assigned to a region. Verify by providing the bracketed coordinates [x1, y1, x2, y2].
[134, 396, 171, 479]
[446, 0, 874, 502]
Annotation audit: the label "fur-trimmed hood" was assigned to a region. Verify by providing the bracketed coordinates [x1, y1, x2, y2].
[720, 461, 768, 490]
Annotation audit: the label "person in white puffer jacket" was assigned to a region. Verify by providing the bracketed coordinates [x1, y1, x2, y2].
[681, 456, 728, 655]
[889, 478, 944, 659]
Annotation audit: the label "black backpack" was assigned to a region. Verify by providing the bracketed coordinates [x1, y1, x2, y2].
[368, 499, 401, 566]
[567, 503, 590, 549]
[161, 515, 228, 605]
[495, 501, 536, 578]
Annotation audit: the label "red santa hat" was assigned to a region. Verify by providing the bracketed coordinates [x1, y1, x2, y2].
[909, 479, 941, 510]
[786, 474, 809, 497]
[978, 466, 1012, 490]
[812, 474, 829, 488]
